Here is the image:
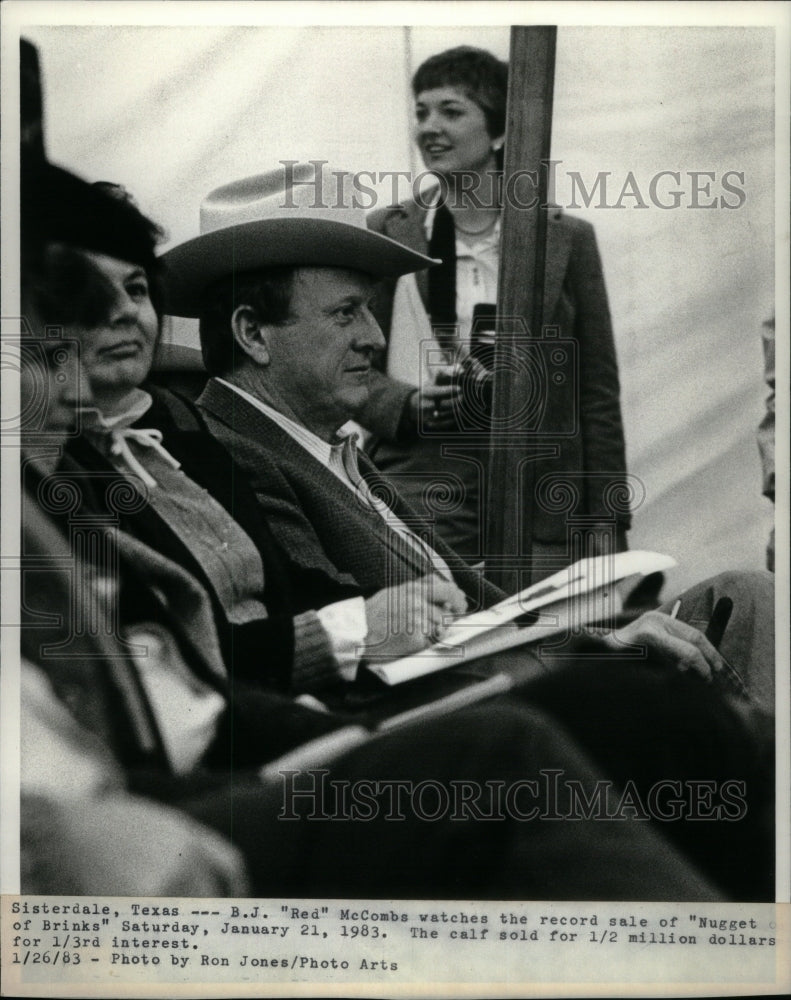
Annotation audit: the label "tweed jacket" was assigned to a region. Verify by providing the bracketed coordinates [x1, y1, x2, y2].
[20, 478, 349, 893]
[197, 377, 505, 613]
[20, 475, 342, 776]
[358, 199, 631, 546]
[63, 387, 364, 693]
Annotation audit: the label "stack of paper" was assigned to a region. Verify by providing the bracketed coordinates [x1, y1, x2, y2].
[367, 550, 676, 686]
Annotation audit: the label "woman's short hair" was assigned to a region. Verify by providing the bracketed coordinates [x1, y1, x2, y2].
[198, 267, 296, 376]
[90, 182, 167, 321]
[412, 46, 509, 139]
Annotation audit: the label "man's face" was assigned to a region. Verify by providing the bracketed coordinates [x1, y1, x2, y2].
[19, 255, 90, 472]
[20, 334, 88, 472]
[263, 267, 385, 438]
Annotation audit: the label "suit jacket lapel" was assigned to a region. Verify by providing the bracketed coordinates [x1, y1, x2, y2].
[358, 452, 505, 606]
[543, 213, 573, 324]
[199, 380, 345, 498]
[356, 459, 451, 579]
[199, 380, 506, 605]
[199, 380, 446, 582]
[385, 201, 572, 327]
[383, 204, 431, 311]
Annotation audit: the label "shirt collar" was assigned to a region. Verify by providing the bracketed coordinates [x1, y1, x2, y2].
[80, 388, 153, 433]
[79, 389, 181, 488]
[423, 193, 502, 249]
[214, 378, 358, 467]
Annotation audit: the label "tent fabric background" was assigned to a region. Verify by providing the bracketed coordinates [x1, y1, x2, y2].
[23, 24, 776, 595]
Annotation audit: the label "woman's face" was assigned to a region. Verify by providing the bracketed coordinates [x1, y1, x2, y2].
[77, 250, 159, 411]
[414, 85, 500, 177]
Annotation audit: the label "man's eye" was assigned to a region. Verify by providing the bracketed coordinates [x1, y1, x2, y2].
[336, 305, 356, 323]
[127, 282, 149, 299]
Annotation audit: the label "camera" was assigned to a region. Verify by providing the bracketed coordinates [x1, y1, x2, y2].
[420, 309, 579, 440]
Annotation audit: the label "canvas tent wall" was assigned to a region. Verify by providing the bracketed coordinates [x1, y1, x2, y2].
[21, 23, 775, 594]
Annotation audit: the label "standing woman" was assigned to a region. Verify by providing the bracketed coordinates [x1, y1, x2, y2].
[358, 46, 630, 578]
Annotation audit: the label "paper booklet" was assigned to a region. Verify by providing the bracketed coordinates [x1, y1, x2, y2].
[366, 550, 677, 686]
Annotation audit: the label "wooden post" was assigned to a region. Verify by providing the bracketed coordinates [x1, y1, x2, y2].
[484, 26, 557, 593]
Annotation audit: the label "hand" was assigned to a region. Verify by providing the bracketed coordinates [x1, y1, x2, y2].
[363, 574, 467, 660]
[408, 380, 461, 431]
[601, 610, 726, 681]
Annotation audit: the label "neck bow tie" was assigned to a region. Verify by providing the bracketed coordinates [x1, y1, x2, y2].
[106, 426, 181, 488]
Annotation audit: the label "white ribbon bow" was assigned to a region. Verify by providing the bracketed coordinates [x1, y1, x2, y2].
[107, 426, 181, 488]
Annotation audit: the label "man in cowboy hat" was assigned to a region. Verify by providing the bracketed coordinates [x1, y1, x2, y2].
[18, 167, 745, 904]
[161, 161, 773, 700]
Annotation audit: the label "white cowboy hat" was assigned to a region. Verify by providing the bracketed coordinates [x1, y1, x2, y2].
[161, 162, 439, 317]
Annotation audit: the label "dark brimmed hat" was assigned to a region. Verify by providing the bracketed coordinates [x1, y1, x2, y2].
[21, 158, 160, 273]
[161, 162, 439, 318]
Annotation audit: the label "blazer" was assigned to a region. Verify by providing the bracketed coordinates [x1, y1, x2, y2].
[359, 199, 631, 544]
[197, 377, 505, 612]
[62, 387, 360, 692]
[20, 475, 342, 776]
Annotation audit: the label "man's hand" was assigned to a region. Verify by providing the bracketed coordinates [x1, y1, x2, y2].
[363, 574, 467, 660]
[407, 380, 461, 431]
[601, 610, 726, 681]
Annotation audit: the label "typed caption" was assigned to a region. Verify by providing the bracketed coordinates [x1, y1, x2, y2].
[2, 896, 787, 997]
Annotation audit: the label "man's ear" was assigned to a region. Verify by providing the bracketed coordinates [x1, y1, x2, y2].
[230, 305, 271, 365]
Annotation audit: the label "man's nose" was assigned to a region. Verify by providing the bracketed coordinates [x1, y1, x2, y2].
[353, 310, 386, 352]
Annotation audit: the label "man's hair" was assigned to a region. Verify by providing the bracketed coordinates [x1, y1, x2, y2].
[198, 266, 297, 376]
[412, 46, 509, 139]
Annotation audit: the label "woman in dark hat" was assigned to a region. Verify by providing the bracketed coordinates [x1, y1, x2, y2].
[358, 46, 630, 577]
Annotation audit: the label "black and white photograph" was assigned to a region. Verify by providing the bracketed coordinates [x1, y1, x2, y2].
[1, 1, 789, 996]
